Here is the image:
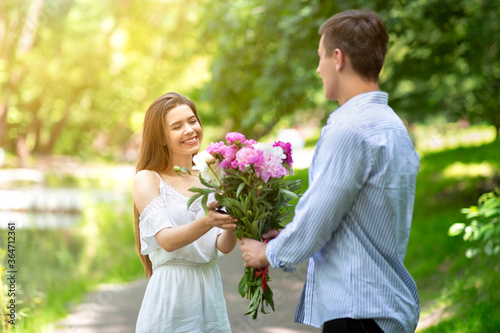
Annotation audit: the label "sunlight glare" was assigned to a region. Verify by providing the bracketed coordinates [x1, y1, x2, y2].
[442, 162, 495, 179]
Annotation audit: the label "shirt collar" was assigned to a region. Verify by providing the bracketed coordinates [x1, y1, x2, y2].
[327, 91, 389, 125]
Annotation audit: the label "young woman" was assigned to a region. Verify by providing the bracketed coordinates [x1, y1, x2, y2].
[133, 92, 238, 332]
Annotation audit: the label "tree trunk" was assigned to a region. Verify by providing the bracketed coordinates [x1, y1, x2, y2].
[0, 102, 8, 147]
[16, 136, 30, 167]
[0, 1, 8, 147]
[32, 115, 42, 152]
[0, 1, 5, 55]
[17, 0, 45, 54]
[0, 0, 45, 147]
[44, 99, 75, 154]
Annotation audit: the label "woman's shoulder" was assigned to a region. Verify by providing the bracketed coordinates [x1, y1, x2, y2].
[133, 170, 162, 211]
[134, 170, 160, 185]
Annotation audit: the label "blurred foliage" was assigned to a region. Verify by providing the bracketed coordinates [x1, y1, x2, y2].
[1, 0, 210, 160]
[449, 190, 500, 258]
[0, 0, 498, 162]
[195, 0, 338, 139]
[405, 138, 500, 331]
[382, 0, 500, 139]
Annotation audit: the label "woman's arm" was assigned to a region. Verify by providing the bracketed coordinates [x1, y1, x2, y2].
[155, 201, 237, 252]
[134, 170, 237, 253]
[216, 229, 237, 254]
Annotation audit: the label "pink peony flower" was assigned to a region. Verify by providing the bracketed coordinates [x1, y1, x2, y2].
[273, 141, 293, 167]
[244, 139, 257, 146]
[235, 147, 264, 172]
[220, 145, 238, 169]
[255, 150, 287, 182]
[226, 132, 246, 145]
[206, 141, 227, 155]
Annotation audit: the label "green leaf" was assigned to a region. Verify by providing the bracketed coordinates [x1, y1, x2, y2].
[188, 187, 215, 195]
[281, 189, 299, 200]
[251, 218, 260, 236]
[448, 223, 466, 236]
[465, 247, 480, 258]
[479, 224, 494, 242]
[484, 209, 500, 219]
[245, 194, 251, 211]
[187, 193, 204, 208]
[235, 228, 243, 240]
[201, 195, 209, 215]
[199, 174, 221, 190]
[223, 197, 245, 212]
[263, 285, 275, 311]
[244, 287, 263, 317]
[238, 275, 248, 297]
[236, 182, 246, 199]
[463, 225, 474, 241]
[484, 239, 494, 255]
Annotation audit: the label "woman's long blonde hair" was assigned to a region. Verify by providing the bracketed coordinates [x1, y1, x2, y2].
[134, 92, 201, 278]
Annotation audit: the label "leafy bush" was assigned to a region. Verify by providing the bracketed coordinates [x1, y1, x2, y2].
[449, 189, 500, 257]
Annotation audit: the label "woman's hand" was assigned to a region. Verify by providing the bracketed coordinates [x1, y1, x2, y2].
[205, 201, 238, 231]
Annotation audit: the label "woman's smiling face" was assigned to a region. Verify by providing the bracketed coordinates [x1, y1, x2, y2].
[164, 104, 202, 157]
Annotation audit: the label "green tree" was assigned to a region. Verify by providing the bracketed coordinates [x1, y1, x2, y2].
[3, 0, 499, 161]
[1, 0, 211, 159]
[196, 0, 341, 140]
[383, 0, 500, 139]
[198, 0, 500, 140]
[0, 0, 46, 149]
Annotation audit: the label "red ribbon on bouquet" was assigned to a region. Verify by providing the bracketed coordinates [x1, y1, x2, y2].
[253, 239, 269, 293]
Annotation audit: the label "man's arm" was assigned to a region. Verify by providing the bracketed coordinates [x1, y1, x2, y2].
[241, 123, 371, 270]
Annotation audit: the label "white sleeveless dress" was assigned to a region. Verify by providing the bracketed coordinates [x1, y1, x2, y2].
[135, 173, 231, 333]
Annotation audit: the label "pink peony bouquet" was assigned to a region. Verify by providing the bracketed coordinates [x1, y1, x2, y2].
[176, 132, 302, 319]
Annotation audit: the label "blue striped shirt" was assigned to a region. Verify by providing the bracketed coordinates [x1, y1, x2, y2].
[266, 91, 420, 332]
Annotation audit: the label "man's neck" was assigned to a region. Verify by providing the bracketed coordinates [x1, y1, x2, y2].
[337, 77, 380, 106]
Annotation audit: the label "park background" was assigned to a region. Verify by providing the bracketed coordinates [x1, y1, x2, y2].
[0, 0, 499, 332]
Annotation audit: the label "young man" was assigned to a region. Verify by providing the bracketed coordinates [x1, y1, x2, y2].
[239, 10, 420, 333]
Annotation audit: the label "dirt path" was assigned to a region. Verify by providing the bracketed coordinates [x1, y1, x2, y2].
[50, 246, 438, 333]
[51, 250, 320, 333]
[51, 279, 148, 333]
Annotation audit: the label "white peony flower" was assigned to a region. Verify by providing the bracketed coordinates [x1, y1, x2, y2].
[254, 143, 286, 160]
[192, 150, 214, 172]
[200, 160, 224, 187]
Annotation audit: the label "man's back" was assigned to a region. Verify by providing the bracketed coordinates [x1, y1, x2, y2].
[286, 91, 420, 332]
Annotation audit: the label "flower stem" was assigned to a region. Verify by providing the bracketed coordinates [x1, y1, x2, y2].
[207, 163, 224, 193]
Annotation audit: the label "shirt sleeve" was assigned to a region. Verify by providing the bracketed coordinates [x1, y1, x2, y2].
[266, 123, 372, 271]
[139, 196, 173, 255]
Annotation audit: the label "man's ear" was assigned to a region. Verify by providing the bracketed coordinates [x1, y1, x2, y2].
[334, 48, 344, 72]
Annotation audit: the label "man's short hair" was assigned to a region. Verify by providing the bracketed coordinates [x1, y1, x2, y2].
[319, 10, 389, 81]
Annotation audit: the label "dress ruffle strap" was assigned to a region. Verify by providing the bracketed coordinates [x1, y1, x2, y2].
[139, 196, 172, 255]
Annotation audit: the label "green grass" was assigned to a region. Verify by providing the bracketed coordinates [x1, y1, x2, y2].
[409, 139, 500, 332]
[422, 268, 500, 332]
[0, 197, 144, 332]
